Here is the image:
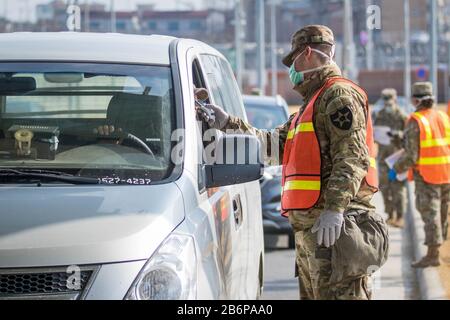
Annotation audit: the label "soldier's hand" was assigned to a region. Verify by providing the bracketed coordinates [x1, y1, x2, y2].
[311, 210, 344, 247]
[196, 103, 229, 129]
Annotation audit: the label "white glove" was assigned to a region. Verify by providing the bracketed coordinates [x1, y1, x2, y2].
[311, 210, 344, 248]
[196, 103, 229, 129]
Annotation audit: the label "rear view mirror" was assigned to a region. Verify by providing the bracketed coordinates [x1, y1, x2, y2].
[44, 73, 83, 84]
[0, 77, 36, 95]
[205, 134, 263, 188]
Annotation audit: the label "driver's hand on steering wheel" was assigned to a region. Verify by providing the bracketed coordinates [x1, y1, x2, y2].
[93, 125, 123, 136]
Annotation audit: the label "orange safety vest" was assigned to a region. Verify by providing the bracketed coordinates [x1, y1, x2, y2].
[281, 77, 378, 214]
[407, 109, 450, 184]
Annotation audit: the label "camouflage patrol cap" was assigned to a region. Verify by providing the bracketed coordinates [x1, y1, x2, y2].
[282, 25, 335, 67]
[381, 88, 397, 101]
[412, 82, 433, 97]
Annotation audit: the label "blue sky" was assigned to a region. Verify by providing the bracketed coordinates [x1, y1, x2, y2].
[1, 0, 213, 22]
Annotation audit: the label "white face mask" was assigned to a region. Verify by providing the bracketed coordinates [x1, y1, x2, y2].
[289, 46, 336, 86]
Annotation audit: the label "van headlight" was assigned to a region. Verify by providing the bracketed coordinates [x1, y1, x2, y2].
[125, 233, 197, 300]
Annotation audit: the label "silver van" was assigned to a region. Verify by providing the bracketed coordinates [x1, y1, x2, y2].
[0, 33, 264, 300]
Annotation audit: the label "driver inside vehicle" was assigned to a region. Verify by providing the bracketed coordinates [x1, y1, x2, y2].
[0, 63, 175, 184]
[95, 86, 209, 140]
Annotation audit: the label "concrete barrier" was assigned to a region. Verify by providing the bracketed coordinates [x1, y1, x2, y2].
[406, 182, 447, 300]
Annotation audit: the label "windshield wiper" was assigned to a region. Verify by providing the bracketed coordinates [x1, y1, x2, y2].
[0, 169, 101, 185]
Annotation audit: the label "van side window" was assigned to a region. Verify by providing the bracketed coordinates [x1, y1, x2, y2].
[200, 55, 245, 119]
[193, 59, 207, 97]
[192, 58, 210, 145]
[217, 58, 246, 119]
[192, 58, 209, 193]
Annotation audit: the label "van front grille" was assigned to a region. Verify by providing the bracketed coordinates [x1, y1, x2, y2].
[0, 267, 96, 299]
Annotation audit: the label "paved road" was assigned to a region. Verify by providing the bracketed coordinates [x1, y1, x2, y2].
[261, 245, 298, 300]
[372, 192, 420, 300]
[261, 192, 420, 300]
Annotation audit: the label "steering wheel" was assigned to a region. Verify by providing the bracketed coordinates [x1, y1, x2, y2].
[62, 127, 157, 157]
[121, 132, 155, 157]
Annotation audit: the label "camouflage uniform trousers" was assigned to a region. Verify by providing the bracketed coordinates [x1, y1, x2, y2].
[378, 162, 407, 220]
[414, 173, 450, 246]
[288, 211, 372, 300]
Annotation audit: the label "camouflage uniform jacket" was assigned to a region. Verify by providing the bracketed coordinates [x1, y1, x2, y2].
[393, 107, 422, 174]
[374, 105, 408, 161]
[224, 65, 375, 215]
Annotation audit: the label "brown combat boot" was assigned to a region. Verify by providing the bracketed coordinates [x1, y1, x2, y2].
[411, 245, 441, 268]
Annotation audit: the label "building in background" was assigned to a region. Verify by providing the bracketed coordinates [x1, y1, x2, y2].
[0, 0, 449, 103]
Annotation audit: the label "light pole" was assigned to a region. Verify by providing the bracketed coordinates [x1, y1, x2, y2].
[343, 0, 356, 80]
[256, 0, 266, 95]
[110, 0, 116, 33]
[270, 0, 278, 96]
[430, 0, 438, 101]
[404, 0, 411, 105]
[365, 0, 374, 70]
[84, 0, 90, 32]
[234, 0, 245, 90]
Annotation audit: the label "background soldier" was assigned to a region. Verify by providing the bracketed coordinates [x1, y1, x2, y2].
[391, 82, 450, 268]
[374, 89, 408, 227]
[197, 25, 388, 300]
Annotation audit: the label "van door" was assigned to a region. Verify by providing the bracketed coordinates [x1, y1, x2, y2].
[200, 54, 260, 299]
[182, 47, 246, 299]
[215, 56, 264, 298]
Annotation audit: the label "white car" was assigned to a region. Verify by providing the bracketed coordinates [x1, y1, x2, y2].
[0, 32, 264, 300]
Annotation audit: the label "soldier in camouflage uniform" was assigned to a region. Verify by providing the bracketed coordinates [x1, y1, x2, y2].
[374, 89, 408, 227]
[393, 82, 450, 268]
[197, 25, 388, 299]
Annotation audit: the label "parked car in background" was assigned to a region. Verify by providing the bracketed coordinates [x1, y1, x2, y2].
[0, 32, 265, 300]
[243, 95, 295, 248]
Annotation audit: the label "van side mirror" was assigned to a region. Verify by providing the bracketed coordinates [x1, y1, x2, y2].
[205, 134, 263, 188]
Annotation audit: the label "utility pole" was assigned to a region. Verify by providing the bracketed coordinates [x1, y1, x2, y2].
[110, 0, 116, 33]
[256, 0, 266, 95]
[234, 0, 245, 90]
[270, 0, 278, 96]
[365, 0, 374, 70]
[3, 0, 8, 21]
[25, 0, 31, 24]
[343, 0, 355, 80]
[404, 0, 411, 105]
[430, 0, 438, 101]
[84, 0, 90, 32]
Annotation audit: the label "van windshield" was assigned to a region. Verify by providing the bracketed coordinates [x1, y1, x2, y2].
[0, 62, 176, 184]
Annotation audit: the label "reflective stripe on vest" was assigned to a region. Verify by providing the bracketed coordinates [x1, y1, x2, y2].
[286, 122, 314, 139]
[417, 155, 450, 165]
[414, 111, 450, 148]
[283, 179, 321, 191]
[410, 109, 450, 184]
[281, 77, 379, 213]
